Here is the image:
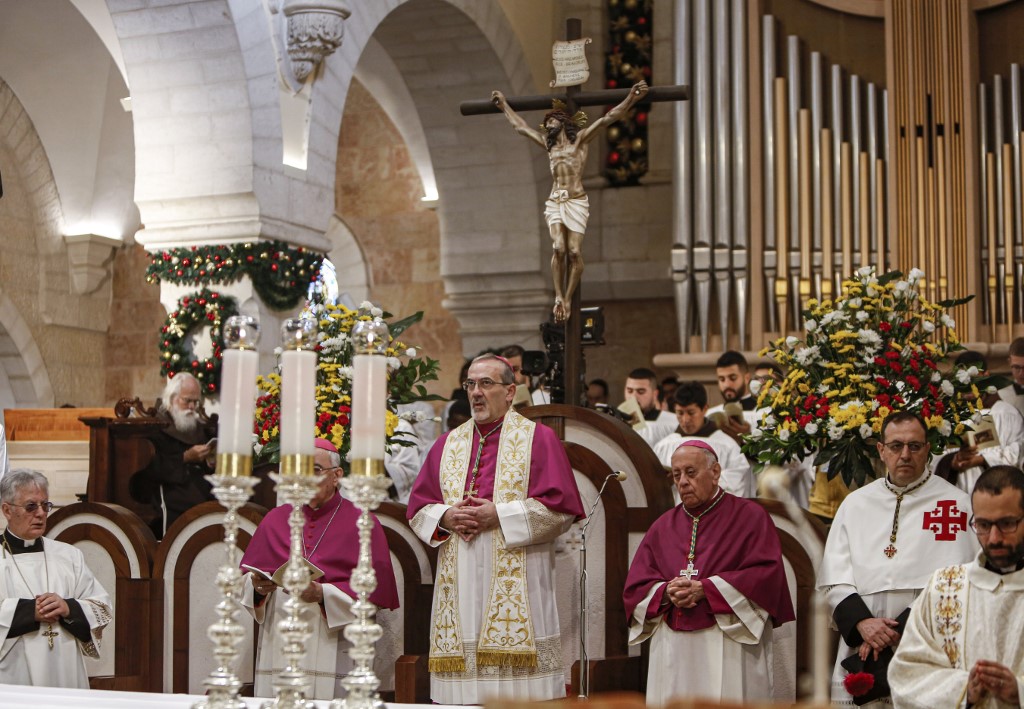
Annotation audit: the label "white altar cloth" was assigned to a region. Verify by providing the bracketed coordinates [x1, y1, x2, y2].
[0, 684, 443, 709]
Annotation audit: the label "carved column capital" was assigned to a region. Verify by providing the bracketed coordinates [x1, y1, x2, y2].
[281, 0, 351, 83]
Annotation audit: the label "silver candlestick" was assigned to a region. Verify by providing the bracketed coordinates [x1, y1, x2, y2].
[331, 459, 390, 709]
[193, 458, 259, 709]
[262, 455, 321, 709]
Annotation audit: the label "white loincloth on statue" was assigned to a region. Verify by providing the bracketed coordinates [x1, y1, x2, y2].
[543, 190, 589, 233]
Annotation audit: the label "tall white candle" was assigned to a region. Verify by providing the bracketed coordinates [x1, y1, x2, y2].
[351, 353, 387, 461]
[280, 349, 317, 456]
[217, 348, 259, 455]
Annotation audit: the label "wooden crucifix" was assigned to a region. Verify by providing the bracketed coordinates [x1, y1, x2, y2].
[461, 18, 689, 406]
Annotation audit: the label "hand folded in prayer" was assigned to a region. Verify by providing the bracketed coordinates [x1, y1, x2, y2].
[444, 497, 499, 542]
[855, 616, 900, 656]
[34, 593, 70, 623]
[968, 660, 1019, 706]
[953, 444, 984, 472]
[665, 577, 705, 609]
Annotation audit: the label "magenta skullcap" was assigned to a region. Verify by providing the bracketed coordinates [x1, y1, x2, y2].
[674, 439, 719, 461]
[315, 438, 339, 454]
[492, 354, 515, 370]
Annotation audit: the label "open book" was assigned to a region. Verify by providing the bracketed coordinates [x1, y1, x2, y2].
[242, 559, 325, 588]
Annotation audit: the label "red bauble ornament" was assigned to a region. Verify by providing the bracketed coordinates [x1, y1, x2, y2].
[271, 264, 278, 272]
[191, 360, 200, 368]
[636, 112, 648, 126]
[246, 255, 254, 263]
[206, 361, 214, 371]
[207, 383, 216, 392]
[609, 151, 622, 165]
[607, 79, 618, 89]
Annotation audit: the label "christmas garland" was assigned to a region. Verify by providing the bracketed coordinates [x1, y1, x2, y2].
[146, 241, 323, 311]
[159, 288, 239, 393]
[604, 0, 653, 186]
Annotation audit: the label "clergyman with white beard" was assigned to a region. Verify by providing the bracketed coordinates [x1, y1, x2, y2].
[133, 372, 216, 537]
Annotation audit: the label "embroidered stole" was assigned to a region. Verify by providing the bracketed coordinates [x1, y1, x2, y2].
[428, 411, 538, 672]
[932, 564, 969, 669]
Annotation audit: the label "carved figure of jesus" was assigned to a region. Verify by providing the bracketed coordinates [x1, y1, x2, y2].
[491, 80, 649, 322]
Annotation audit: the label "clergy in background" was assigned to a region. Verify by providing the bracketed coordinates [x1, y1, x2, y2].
[890, 465, 1024, 709]
[623, 440, 794, 703]
[240, 438, 399, 699]
[407, 353, 585, 705]
[818, 411, 978, 706]
[0, 470, 112, 688]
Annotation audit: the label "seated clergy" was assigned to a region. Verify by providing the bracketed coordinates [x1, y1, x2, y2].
[240, 439, 400, 699]
[890, 465, 1024, 709]
[623, 441, 795, 703]
[0, 470, 112, 688]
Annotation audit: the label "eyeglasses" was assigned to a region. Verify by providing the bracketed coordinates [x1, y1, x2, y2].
[7, 501, 55, 514]
[313, 465, 341, 474]
[882, 441, 928, 455]
[462, 378, 507, 391]
[970, 515, 1024, 536]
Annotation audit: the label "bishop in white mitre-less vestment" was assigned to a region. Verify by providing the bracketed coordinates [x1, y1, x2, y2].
[0, 528, 112, 688]
[818, 471, 978, 706]
[889, 553, 1024, 709]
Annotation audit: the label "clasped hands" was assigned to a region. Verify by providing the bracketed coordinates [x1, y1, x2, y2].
[441, 497, 499, 542]
[34, 592, 69, 624]
[967, 659, 1019, 706]
[664, 576, 705, 609]
[855, 616, 901, 661]
[952, 443, 984, 473]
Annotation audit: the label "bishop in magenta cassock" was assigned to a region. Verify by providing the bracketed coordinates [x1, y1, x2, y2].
[407, 354, 584, 705]
[624, 440, 794, 704]
[240, 438, 399, 700]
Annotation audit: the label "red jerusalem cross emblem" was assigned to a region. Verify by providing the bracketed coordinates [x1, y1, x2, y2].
[923, 500, 968, 541]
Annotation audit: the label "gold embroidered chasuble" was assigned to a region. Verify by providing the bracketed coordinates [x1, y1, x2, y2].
[429, 410, 538, 672]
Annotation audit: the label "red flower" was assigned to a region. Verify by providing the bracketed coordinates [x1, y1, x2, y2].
[879, 322, 892, 333]
[890, 362, 903, 374]
[906, 375, 921, 389]
[885, 350, 900, 360]
[843, 672, 875, 697]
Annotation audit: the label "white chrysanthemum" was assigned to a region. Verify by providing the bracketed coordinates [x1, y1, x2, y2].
[941, 379, 956, 395]
[786, 336, 800, 348]
[750, 428, 764, 439]
[805, 319, 818, 332]
[795, 346, 821, 366]
[856, 310, 870, 321]
[940, 314, 956, 328]
[857, 266, 874, 277]
[805, 422, 819, 435]
[764, 415, 777, 427]
[866, 285, 878, 297]
[405, 347, 417, 357]
[386, 356, 402, 371]
[895, 280, 909, 293]
[938, 420, 951, 437]
[848, 297, 863, 308]
[359, 300, 373, 311]
[857, 329, 882, 347]
[822, 310, 847, 326]
[908, 268, 925, 281]
[828, 423, 845, 441]
[779, 428, 790, 442]
[818, 383, 830, 394]
[931, 371, 942, 383]
[922, 320, 935, 333]
[859, 423, 874, 439]
[273, 346, 283, 357]
[955, 370, 971, 385]
[967, 366, 979, 378]
[371, 306, 383, 318]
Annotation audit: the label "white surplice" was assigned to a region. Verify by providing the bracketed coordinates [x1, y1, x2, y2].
[635, 410, 679, 450]
[628, 577, 773, 704]
[0, 538, 112, 688]
[241, 577, 366, 699]
[409, 501, 574, 704]
[890, 554, 1024, 709]
[653, 430, 756, 499]
[956, 400, 1024, 495]
[818, 474, 979, 706]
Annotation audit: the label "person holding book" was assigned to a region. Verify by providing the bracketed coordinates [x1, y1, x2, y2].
[239, 438, 399, 699]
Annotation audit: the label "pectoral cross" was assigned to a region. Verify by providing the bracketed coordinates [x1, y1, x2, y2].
[464, 483, 478, 499]
[42, 623, 58, 649]
[679, 561, 699, 581]
[884, 544, 897, 558]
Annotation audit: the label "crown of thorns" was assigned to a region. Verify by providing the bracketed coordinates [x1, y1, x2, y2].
[538, 99, 588, 131]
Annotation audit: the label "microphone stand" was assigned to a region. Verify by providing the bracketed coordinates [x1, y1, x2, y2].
[577, 472, 622, 698]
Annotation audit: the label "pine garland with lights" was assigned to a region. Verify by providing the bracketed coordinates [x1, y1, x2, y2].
[604, 0, 653, 186]
[146, 241, 323, 311]
[159, 288, 239, 394]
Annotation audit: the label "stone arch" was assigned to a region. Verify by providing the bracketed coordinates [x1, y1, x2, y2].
[0, 290, 55, 410]
[324, 0, 555, 353]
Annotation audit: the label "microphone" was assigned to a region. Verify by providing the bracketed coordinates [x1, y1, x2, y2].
[613, 471, 627, 482]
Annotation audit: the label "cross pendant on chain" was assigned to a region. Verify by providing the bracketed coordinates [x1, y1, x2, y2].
[884, 544, 897, 558]
[464, 484, 479, 499]
[42, 624, 58, 649]
[679, 561, 699, 581]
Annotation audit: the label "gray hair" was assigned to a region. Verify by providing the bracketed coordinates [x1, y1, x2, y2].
[325, 448, 341, 469]
[471, 354, 516, 385]
[160, 372, 201, 413]
[1, 469, 49, 504]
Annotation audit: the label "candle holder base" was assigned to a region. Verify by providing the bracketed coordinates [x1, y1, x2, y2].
[330, 472, 391, 709]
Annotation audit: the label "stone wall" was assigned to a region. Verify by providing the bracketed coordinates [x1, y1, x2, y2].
[336, 78, 463, 399]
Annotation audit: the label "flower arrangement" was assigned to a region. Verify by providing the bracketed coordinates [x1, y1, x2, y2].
[253, 302, 441, 470]
[742, 268, 979, 488]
